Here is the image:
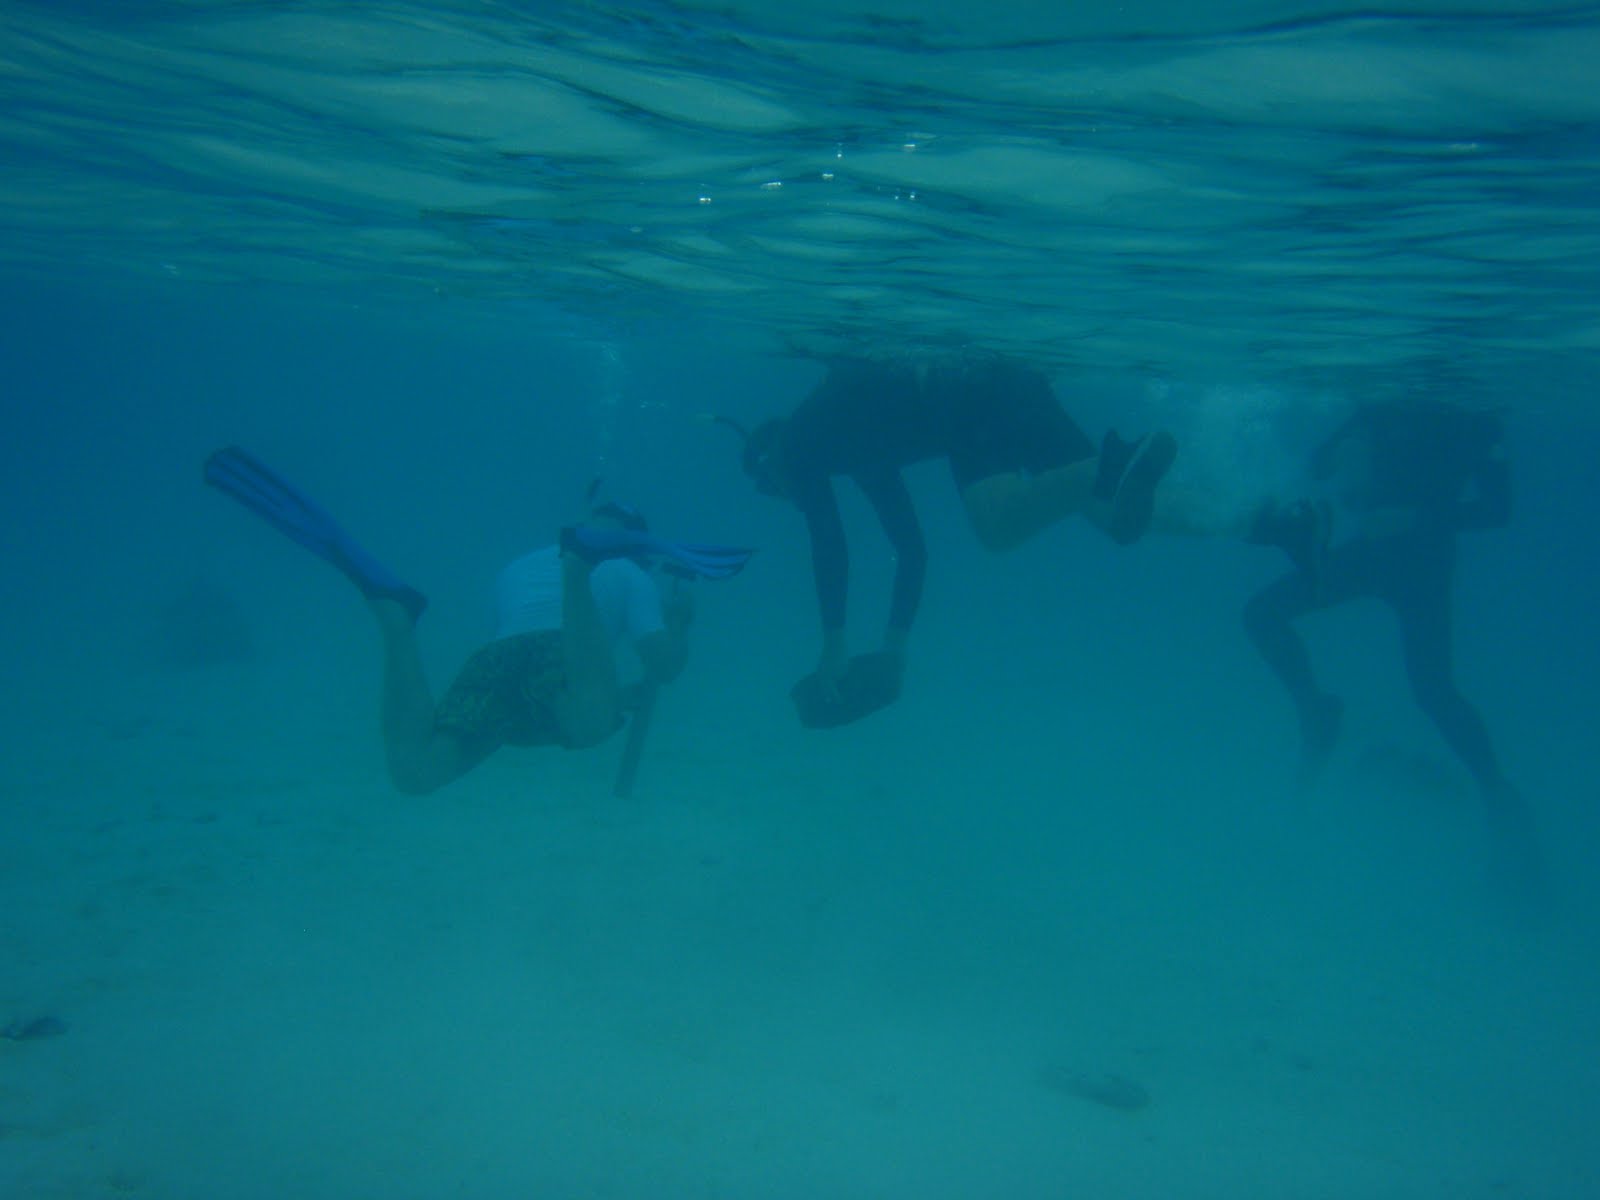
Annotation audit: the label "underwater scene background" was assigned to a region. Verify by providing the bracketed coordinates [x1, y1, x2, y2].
[2, 2, 1598, 1197]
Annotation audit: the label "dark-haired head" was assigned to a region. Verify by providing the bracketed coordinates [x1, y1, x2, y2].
[705, 412, 792, 498]
[742, 419, 791, 498]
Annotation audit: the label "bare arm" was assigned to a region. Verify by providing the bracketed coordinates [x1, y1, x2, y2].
[635, 581, 692, 684]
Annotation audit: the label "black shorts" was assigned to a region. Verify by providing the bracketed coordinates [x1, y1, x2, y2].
[937, 359, 1096, 490]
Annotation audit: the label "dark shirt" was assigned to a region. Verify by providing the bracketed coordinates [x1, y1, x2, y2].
[1311, 401, 1511, 535]
[785, 360, 955, 634]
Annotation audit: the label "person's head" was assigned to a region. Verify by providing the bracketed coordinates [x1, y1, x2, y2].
[741, 418, 792, 499]
[705, 412, 793, 500]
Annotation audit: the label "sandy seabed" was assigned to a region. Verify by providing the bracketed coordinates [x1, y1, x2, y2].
[2, 646, 1596, 1200]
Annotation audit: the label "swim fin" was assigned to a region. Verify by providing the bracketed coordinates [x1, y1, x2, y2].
[561, 525, 754, 581]
[204, 446, 427, 622]
[791, 652, 903, 729]
[1098, 431, 1177, 545]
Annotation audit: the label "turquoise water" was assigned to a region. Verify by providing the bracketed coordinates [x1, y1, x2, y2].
[2, 3, 1598, 1198]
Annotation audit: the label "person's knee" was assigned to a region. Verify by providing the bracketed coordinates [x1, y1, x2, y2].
[385, 738, 470, 796]
[960, 478, 1022, 552]
[971, 516, 1010, 553]
[966, 498, 1029, 552]
[961, 492, 1004, 551]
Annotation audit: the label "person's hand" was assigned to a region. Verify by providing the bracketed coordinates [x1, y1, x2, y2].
[812, 635, 848, 705]
[559, 545, 595, 578]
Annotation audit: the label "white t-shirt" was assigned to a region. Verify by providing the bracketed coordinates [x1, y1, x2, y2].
[493, 545, 664, 647]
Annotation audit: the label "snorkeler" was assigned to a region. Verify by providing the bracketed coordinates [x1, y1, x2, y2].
[721, 351, 1189, 727]
[204, 446, 750, 793]
[1241, 399, 1540, 884]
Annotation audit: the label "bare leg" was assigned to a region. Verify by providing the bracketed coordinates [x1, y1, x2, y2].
[550, 554, 621, 748]
[964, 431, 1181, 551]
[1385, 544, 1541, 888]
[961, 461, 1100, 551]
[1393, 582, 1507, 793]
[1144, 485, 1253, 538]
[369, 597, 489, 795]
[1242, 554, 1356, 788]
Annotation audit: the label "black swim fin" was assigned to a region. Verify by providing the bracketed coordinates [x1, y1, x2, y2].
[791, 652, 904, 729]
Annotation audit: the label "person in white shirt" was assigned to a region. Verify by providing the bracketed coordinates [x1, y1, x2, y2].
[207, 449, 747, 795]
[374, 504, 692, 794]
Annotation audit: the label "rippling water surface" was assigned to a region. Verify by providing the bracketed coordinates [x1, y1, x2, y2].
[4, 1, 1597, 387]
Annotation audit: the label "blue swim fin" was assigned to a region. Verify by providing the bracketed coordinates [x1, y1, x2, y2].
[204, 446, 427, 622]
[561, 525, 753, 581]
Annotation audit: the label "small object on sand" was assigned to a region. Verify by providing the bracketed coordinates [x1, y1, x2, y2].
[1038, 1065, 1151, 1111]
[2, 1016, 68, 1041]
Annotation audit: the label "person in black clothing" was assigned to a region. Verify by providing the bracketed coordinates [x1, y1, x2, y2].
[1242, 399, 1538, 882]
[729, 352, 1183, 725]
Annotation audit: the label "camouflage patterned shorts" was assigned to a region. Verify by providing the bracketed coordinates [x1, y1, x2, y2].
[433, 631, 567, 748]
